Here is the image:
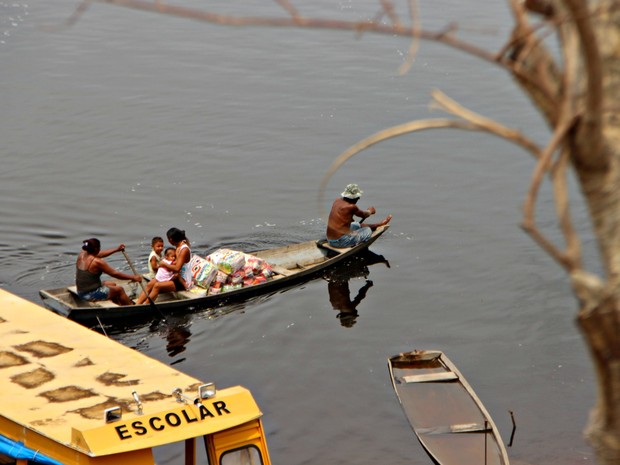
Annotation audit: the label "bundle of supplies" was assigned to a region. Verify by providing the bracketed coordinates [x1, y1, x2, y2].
[189, 249, 275, 294]
[207, 248, 246, 275]
[189, 255, 218, 289]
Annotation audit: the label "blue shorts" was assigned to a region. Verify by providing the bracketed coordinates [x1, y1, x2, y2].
[328, 223, 372, 248]
[78, 286, 110, 301]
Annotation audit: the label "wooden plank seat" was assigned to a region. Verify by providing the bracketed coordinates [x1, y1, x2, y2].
[67, 286, 119, 307]
[401, 371, 459, 383]
[316, 239, 351, 254]
[270, 265, 295, 277]
[145, 289, 202, 303]
[174, 289, 207, 300]
[417, 423, 492, 435]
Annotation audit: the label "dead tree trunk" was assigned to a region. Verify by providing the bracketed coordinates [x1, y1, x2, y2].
[507, 1, 620, 462]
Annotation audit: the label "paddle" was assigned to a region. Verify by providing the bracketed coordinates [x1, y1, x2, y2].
[121, 248, 166, 321]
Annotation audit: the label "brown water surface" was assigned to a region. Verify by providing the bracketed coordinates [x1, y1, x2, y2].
[1, 1, 595, 463]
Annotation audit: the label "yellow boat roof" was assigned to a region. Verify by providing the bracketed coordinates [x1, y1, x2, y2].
[0, 289, 262, 457]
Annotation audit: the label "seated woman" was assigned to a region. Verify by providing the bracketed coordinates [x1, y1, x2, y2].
[135, 228, 193, 304]
[75, 238, 142, 306]
[136, 247, 177, 304]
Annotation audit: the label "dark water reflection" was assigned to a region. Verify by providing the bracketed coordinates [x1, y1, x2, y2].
[326, 251, 390, 328]
[2, 1, 596, 464]
[100, 250, 392, 355]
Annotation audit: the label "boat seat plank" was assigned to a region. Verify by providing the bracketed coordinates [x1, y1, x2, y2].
[66, 285, 79, 295]
[402, 371, 458, 383]
[271, 265, 295, 277]
[316, 240, 350, 254]
[93, 300, 120, 307]
[316, 226, 387, 254]
[67, 286, 120, 307]
[175, 289, 207, 300]
[417, 423, 492, 435]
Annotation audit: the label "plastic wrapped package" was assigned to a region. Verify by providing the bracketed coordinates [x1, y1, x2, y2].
[188, 255, 218, 289]
[244, 254, 265, 273]
[207, 249, 246, 274]
[195, 261, 217, 289]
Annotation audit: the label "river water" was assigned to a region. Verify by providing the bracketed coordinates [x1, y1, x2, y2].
[2, 1, 596, 464]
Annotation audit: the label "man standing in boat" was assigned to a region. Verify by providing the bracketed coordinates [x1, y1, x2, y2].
[326, 183, 392, 248]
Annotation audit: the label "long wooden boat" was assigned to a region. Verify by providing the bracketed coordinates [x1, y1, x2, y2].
[388, 350, 509, 465]
[0, 288, 272, 465]
[39, 226, 388, 324]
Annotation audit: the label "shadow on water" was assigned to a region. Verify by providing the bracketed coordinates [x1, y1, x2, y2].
[155, 314, 193, 362]
[94, 248, 391, 353]
[323, 250, 390, 328]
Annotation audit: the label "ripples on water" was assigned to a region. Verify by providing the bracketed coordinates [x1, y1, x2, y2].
[0, 1, 27, 45]
[2, 1, 596, 464]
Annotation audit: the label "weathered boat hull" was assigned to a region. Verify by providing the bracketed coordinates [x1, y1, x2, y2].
[388, 349, 510, 465]
[0, 289, 273, 465]
[39, 226, 388, 324]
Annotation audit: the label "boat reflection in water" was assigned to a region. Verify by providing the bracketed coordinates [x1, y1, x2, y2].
[159, 315, 193, 360]
[324, 250, 390, 328]
[97, 249, 391, 353]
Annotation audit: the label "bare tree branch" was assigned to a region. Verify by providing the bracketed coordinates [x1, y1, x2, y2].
[521, 116, 577, 271]
[553, 11, 582, 270]
[380, 0, 402, 28]
[318, 118, 474, 216]
[318, 111, 541, 217]
[553, 147, 582, 269]
[59, 0, 557, 120]
[502, 0, 562, 125]
[430, 90, 541, 157]
[525, 0, 555, 17]
[40, 0, 92, 32]
[357, 1, 392, 39]
[564, 0, 606, 169]
[520, 3, 583, 273]
[274, 0, 301, 23]
[398, 0, 420, 76]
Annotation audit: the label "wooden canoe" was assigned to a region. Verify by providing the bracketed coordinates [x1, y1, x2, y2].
[39, 225, 388, 325]
[388, 349, 509, 465]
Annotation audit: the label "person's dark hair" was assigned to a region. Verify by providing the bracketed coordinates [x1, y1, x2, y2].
[151, 236, 164, 246]
[82, 238, 101, 254]
[164, 247, 176, 256]
[166, 227, 189, 245]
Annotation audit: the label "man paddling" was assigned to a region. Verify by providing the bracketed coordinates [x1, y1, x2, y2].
[326, 183, 392, 248]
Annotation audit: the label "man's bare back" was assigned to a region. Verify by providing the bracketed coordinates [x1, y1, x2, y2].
[326, 197, 392, 240]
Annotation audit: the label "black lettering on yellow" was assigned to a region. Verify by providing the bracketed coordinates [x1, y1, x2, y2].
[115, 424, 131, 440]
[213, 401, 230, 416]
[132, 421, 147, 436]
[182, 409, 198, 424]
[165, 412, 182, 427]
[149, 416, 164, 431]
[199, 404, 214, 420]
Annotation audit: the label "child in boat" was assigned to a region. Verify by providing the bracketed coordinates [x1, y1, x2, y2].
[146, 236, 165, 279]
[136, 247, 177, 304]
